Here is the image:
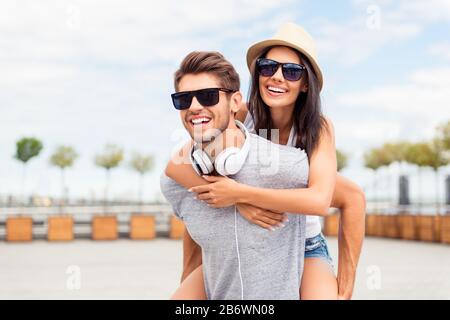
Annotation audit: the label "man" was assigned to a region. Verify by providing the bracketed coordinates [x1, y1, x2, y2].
[160, 51, 310, 299]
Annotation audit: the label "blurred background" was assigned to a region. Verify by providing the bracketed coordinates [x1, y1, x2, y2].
[1, 0, 450, 300]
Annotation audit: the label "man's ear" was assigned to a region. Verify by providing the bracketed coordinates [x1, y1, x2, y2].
[230, 91, 243, 113]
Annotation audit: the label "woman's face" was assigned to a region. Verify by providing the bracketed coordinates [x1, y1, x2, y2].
[258, 46, 308, 110]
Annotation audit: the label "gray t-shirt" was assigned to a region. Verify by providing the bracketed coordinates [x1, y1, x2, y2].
[160, 133, 309, 300]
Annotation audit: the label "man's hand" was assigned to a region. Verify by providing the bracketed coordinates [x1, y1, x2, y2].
[237, 203, 287, 230]
[337, 273, 355, 300]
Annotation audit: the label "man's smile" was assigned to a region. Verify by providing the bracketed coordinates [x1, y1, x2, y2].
[190, 115, 212, 126]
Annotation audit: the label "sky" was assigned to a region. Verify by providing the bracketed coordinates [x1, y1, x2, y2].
[1, 0, 450, 204]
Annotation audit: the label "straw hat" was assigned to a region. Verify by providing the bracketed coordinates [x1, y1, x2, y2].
[246, 22, 323, 90]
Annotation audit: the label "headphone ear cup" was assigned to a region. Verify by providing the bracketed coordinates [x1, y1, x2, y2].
[215, 147, 240, 176]
[192, 149, 214, 175]
[214, 120, 251, 176]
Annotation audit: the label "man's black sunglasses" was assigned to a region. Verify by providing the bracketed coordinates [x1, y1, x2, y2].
[256, 58, 306, 81]
[171, 88, 236, 110]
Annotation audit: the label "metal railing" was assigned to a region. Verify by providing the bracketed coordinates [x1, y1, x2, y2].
[0, 204, 175, 240]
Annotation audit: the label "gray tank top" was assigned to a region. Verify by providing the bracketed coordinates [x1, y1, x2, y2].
[243, 112, 322, 239]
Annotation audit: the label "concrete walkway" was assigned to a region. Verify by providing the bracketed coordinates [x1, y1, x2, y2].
[0, 237, 449, 299]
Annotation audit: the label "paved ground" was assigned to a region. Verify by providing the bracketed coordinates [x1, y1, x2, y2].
[0, 237, 449, 299]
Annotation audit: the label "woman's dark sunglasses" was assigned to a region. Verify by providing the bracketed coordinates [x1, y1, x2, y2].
[171, 88, 236, 110]
[256, 58, 306, 81]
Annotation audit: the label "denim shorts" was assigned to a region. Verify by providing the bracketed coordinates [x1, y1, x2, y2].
[304, 232, 334, 269]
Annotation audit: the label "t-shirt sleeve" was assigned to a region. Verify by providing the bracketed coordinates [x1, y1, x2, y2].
[159, 173, 187, 220]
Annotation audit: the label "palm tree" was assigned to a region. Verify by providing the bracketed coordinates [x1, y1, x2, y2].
[49, 146, 78, 208]
[405, 142, 434, 210]
[429, 138, 449, 213]
[379, 142, 410, 204]
[364, 148, 383, 211]
[14, 137, 43, 204]
[130, 152, 154, 206]
[380, 142, 409, 164]
[434, 121, 450, 212]
[95, 144, 124, 211]
[435, 120, 450, 150]
[336, 149, 348, 172]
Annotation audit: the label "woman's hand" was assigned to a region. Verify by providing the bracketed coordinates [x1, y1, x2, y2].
[189, 175, 243, 208]
[236, 203, 288, 231]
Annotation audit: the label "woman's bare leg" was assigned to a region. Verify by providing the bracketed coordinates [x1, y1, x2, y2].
[300, 257, 338, 300]
[170, 264, 207, 300]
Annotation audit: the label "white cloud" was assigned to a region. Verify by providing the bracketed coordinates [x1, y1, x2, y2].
[314, 0, 450, 66]
[384, 0, 450, 23]
[336, 67, 450, 142]
[0, 0, 298, 200]
[0, 0, 296, 66]
[336, 120, 402, 145]
[315, 18, 421, 66]
[353, 0, 450, 22]
[427, 42, 450, 61]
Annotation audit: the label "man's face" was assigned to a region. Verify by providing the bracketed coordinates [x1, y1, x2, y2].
[178, 73, 232, 143]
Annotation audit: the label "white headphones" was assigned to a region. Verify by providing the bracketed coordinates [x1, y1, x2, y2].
[190, 120, 250, 176]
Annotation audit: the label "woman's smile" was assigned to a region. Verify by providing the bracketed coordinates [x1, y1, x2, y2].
[266, 84, 289, 97]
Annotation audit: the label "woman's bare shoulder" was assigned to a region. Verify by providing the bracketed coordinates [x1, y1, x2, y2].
[323, 115, 334, 130]
[320, 115, 335, 141]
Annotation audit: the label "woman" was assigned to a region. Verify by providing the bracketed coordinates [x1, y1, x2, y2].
[166, 23, 365, 300]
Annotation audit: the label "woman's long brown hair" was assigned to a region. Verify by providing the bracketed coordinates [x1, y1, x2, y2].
[248, 46, 329, 158]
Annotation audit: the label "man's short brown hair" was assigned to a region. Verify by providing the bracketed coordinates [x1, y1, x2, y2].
[174, 51, 240, 92]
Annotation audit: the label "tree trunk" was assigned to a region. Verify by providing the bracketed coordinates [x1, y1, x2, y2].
[435, 168, 440, 215]
[139, 173, 144, 209]
[373, 170, 378, 213]
[60, 168, 66, 213]
[398, 161, 403, 213]
[417, 167, 422, 214]
[104, 169, 111, 214]
[21, 163, 27, 206]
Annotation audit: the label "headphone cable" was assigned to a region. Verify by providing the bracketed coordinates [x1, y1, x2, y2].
[234, 205, 244, 300]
